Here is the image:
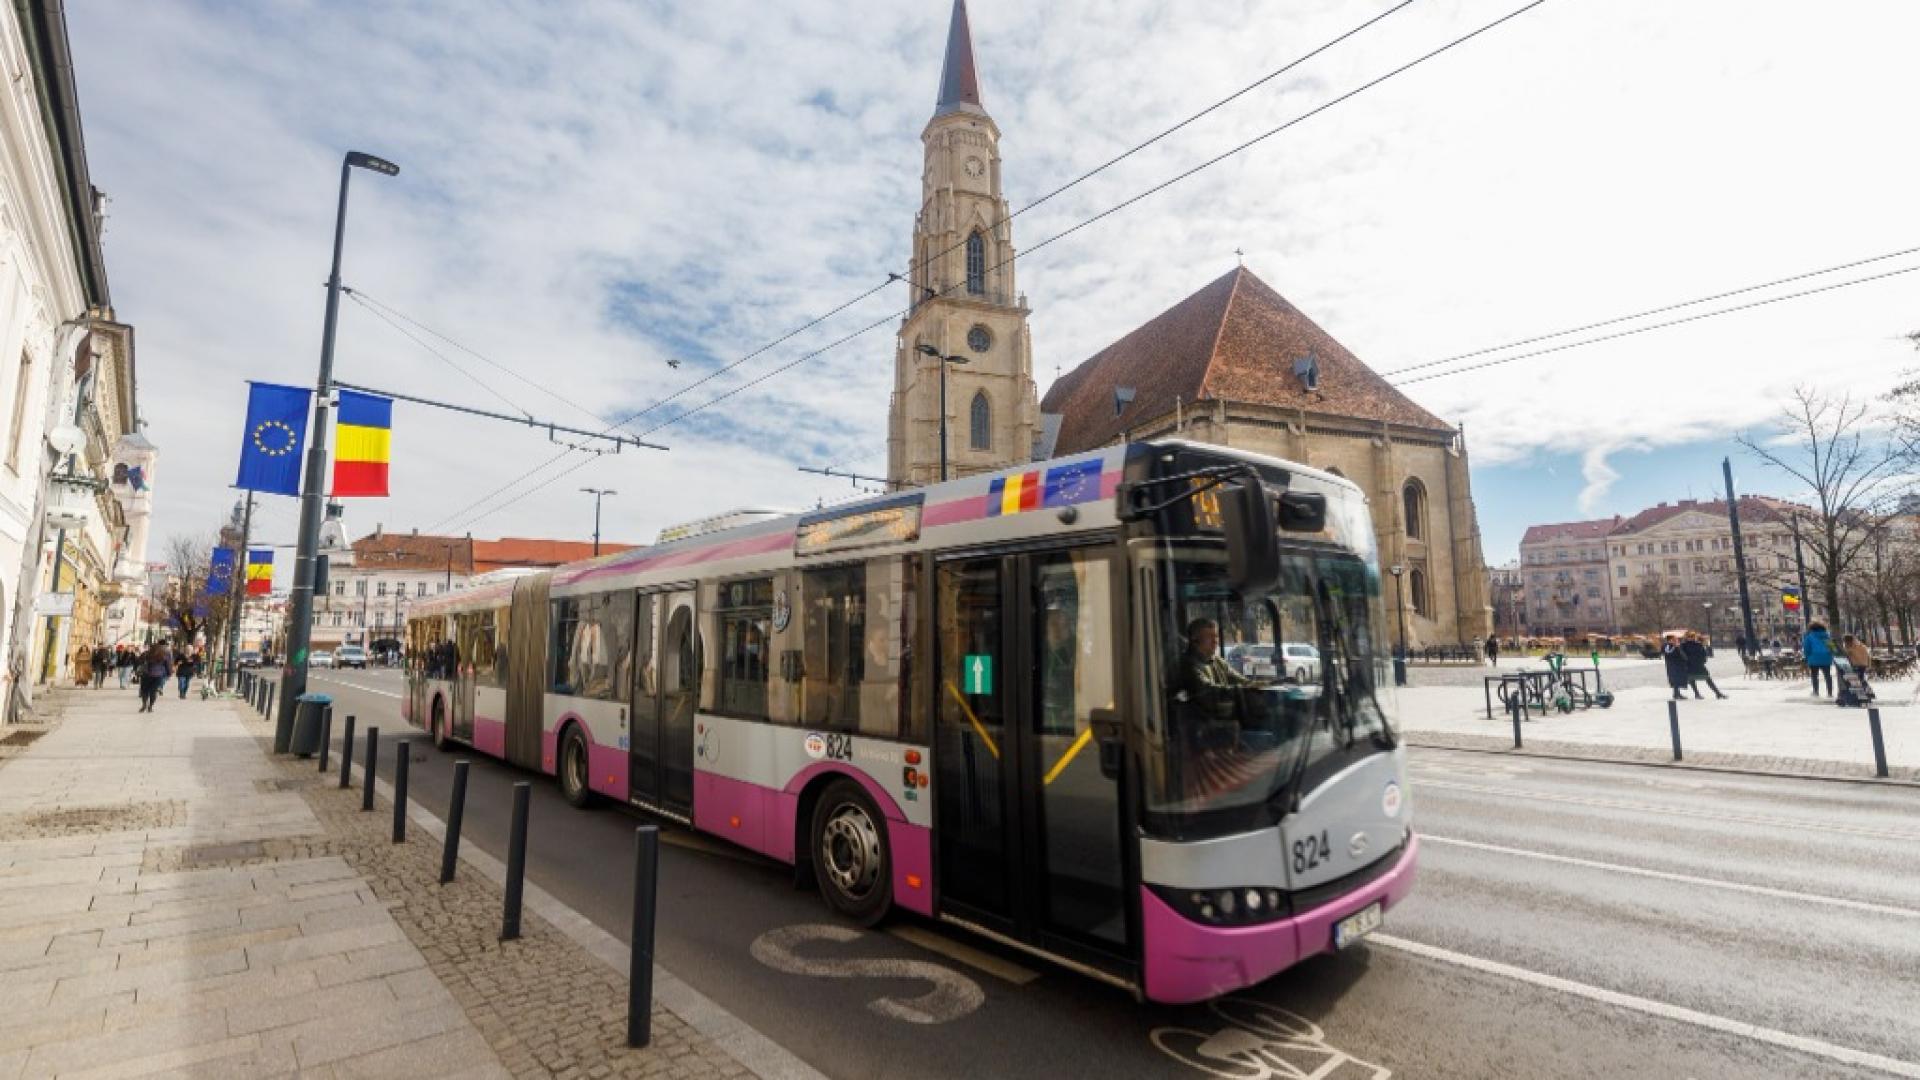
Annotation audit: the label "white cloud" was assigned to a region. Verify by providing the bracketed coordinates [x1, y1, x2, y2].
[61, 0, 1920, 550]
[1577, 444, 1622, 515]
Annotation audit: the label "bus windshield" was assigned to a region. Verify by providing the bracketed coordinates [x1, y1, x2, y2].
[1141, 538, 1397, 837]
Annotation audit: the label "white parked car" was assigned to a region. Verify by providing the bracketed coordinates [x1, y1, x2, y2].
[310, 650, 334, 669]
[1281, 642, 1322, 683]
[1225, 644, 1278, 680]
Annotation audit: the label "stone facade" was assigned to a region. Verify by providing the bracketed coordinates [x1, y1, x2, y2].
[886, 0, 1038, 488]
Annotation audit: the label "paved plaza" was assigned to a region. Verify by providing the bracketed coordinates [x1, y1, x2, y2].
[0, 686, 762, 1079]
[1399, 655, 1917, 780]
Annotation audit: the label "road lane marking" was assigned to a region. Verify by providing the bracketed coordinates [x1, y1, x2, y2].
[750, 924, 984, 1024]
[1151, 999, 1390, 1078]
[312, 675, 402, 699]
[1416, 779, 1920, 842]
[1370, 934, 1920, 1079]
[886, 924, 1039, 986]
[1422, 834, 1920, 919]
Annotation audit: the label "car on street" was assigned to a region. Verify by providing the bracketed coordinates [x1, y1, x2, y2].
[310, 650, 334, 669]
[238, 650, 261, 668]
[1282, 641, 1322, 683]
[335, 645, 368, 669]
[1225, 643, 1278, 680]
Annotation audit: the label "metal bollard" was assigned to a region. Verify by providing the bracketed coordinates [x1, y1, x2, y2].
[628, 824, 660, 1048]
[266, 682, 276, 719]
[362, 727, 379, 812]
[392, 740, 410, 843]
[319, 705, 333, 773]
[1667, 699, 1683, 761]
[501, 782, 530, 941]
[1509, 693, 1523, 749]
[440, 760, 469, 884]
[339, 715, 356, 789]
[1868, 707, 1889, 779]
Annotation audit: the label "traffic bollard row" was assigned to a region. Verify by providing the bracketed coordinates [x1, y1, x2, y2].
[339, 715, 356, 789]
[628, 824, 660, 1048]
[267, 682, 276, 718]
[393, 740, 411, 843]
[318, 706, 333, 773]
[441, 760, 470, 884]
[501, 782, 530, 941]
[362, 727, 379, 812]
[1667, 699, 1682, 761]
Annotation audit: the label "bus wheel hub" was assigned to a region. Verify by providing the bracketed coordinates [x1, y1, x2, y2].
[823, 806, 881, 897]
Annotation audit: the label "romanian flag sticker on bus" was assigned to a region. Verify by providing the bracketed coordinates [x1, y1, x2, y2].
[987, 458, 1103, 517]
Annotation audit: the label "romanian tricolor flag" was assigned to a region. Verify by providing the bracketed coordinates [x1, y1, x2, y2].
[1782, 589, 1801, 612]
[246, 550, 273, 596]
[987, 458, 1104, 518]
[332, 389, 392, 497]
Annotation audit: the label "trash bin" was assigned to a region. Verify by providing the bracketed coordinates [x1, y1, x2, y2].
[290, 694, 331, 758]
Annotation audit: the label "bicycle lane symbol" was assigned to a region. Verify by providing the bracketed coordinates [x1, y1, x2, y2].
[1150, 999, 1391, 1079]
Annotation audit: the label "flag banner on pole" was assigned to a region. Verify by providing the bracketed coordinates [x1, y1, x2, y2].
[236, 382, 312, 496]
[331, 389, 392, 497]
[1782, 589, 1801, 611]
[246, 550, 273, 596]
[207, 547, 236, 596]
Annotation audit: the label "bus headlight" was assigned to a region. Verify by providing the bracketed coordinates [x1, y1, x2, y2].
[1154, 884, 1292, 927]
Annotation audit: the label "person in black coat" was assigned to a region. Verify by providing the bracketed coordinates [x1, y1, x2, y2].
[1681, 632, 1727, 700]
[1661, 634, 1691, 701]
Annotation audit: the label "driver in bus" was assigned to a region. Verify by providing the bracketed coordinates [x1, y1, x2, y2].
[1172, 618, 1279, 753]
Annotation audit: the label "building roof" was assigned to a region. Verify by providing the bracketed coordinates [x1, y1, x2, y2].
[473, 538, 636, 574]
[1611, 497, 1789, 534]
[1519, 518, 1621, 547]
[934, 0, 984, 118]
[1039, 266, 1452, 456]
[350, 533, 475, 575]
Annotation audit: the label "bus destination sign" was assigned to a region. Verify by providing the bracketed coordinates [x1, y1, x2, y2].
[795, 493, 924, 556]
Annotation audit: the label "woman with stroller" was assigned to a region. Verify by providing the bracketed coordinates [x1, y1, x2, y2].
[1802, 622, 1835, 697]
[1840, 633, 1873, 688]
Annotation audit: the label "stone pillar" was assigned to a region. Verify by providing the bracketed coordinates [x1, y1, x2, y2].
[1445, 430, 1494, 642]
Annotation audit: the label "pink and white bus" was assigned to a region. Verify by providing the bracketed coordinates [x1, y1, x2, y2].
[404, 440, 1416, 1002]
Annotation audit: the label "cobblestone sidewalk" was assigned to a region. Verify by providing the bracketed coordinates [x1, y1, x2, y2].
[0, 687, 758, 1079]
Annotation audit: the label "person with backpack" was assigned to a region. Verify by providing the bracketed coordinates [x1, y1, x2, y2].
[1802, 622, 1835, 697]
[138, 642, 172, 713]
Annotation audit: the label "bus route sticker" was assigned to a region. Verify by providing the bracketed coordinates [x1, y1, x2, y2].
[1150, 999, 1390, 1079]
[750, 924, 984, 1024]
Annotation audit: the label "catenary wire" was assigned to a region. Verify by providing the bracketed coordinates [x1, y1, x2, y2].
[1382, 243, 1920, 378]
[441, 0, 1556, 532]
[343, 291, 532, 419]
[1390, 264, 1920, 386]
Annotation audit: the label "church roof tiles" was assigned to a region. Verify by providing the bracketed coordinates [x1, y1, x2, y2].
[1039, 266, 1451, 456]
[934, 0, 984, 117]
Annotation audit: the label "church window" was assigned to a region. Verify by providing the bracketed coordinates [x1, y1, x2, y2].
[1409, 568, 1429, 617]
[965, 232, 985, 295]
[969, 391, 991, 451]
[1402, 479, 1427, 541]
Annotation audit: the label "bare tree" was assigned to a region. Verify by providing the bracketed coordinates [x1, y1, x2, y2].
[1619, 574, 1687, 635]
[1739, 388, 1907, 629]
[158, 533, 235, 646]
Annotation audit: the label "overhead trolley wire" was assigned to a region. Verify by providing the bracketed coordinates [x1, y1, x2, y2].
[439, 0, 1559, 533]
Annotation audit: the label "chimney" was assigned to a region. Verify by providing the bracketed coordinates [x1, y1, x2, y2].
[374, 523, 382, 538]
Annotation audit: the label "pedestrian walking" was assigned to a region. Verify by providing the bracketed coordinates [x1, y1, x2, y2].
[1840, 633, 1872, 688]
[1802, 621, 1834, 697]
[1485, 633, 1500, 667]
[90, 644, 110, 688]
[118, 645, 135, 689]
[1681, 632, 1727, 699]
[1661, 633, 1691, 702]
[138, 642, 171, 713]
[175, 648, 200, 699]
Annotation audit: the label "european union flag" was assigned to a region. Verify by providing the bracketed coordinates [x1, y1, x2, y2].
[207, 547, 236, 596]
[236, 382, 312, 496]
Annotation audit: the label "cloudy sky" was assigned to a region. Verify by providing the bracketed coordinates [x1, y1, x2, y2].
[66, 0, 1919, 564]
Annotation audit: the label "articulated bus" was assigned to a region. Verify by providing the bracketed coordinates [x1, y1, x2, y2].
[404, 439, 1416, 1002]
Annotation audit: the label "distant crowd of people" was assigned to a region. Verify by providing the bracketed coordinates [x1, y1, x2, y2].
[74, 639, 206, 712]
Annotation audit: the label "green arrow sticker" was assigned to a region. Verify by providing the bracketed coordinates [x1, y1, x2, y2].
[963, 654, 993, 695]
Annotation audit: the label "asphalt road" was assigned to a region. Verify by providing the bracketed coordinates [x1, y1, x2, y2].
[282, 669, 1920, 1080]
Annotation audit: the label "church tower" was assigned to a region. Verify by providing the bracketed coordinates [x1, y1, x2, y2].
[887, 0, 1038, 488]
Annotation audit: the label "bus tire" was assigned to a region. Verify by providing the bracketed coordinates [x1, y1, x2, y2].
[810, 779, 891, 926]
[429, 697, 450, 751]
[558, 725, 593, 808]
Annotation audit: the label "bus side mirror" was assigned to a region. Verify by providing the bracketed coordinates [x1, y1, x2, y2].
[1221, 477, 1280, 594]
[1277, 491, 1327, 533]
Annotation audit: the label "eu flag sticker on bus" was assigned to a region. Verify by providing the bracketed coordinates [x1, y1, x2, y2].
[963, 654, 993, 694]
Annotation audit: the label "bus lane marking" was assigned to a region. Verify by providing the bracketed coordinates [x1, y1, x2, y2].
[1415, 779, 1920, 842]
[312, 674, 403, 699]
[1422, 834, 1920, 920]
[1150, 999, 1390, 1079]
[1369, 934, 1920, 1080]
[885, 924, 1039, 986]
[750, 923, 985, 1024]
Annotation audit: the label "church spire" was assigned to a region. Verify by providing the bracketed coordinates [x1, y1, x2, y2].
[934, 0, 984, 117]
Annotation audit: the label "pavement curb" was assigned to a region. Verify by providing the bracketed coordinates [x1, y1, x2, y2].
[1406, 736, 1920, 788]
[248, 701, 828, 1080]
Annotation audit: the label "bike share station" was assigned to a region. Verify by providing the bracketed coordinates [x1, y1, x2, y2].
[1484, 653, 1614, 747]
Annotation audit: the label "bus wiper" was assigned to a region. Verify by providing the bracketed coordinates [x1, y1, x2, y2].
[1117, 464, 1255, 521]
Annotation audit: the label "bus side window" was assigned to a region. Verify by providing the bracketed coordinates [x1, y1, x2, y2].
[549, 597, 580, 694]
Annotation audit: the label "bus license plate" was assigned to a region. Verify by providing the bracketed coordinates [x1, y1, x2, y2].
[1334, 903, 1382, 949]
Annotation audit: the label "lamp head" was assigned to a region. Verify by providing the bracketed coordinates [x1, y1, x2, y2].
[1388, 564, 1405, 578]
[345, 151, 399, 176]
[915, 343, 939, 358]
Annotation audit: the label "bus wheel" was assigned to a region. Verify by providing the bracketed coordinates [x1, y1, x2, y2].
[558, 726, 593, 808]
[430, 699, 450, 751]
[810, 780, 891, 926]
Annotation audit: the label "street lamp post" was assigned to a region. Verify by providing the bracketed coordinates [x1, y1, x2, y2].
[581, 488, 616, 556]
[279, 150, 398, 732]
[1702, 601, 1715, 654]
[915, 344, 970, 482]
[1388, 564, 1408, 685]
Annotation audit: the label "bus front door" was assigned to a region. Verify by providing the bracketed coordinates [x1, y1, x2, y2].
[630, 588, 697, 818]
[933, 548, 1132, 975]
